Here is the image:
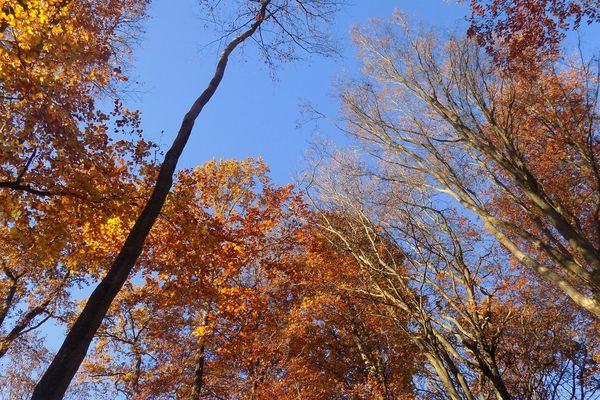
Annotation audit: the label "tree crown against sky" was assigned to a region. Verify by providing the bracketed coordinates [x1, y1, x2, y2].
[1, 1, 600, 399]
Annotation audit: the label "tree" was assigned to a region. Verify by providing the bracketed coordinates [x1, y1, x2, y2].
[77, 158, 299, 398]
[279, 227, 418, 400]
[0, 0, 154, 364]
[308, 150, 599, 399]
[467, 0, 600, 67]
[0, 111, 150, 361]
[32, 1, 341, 398]
[0, 333, 50, 400]
[340, 13, 600, 317]
[78, 158, 419, 399]
[0, 0, 150, 197]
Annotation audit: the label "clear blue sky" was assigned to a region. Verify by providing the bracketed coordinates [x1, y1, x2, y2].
[128, 0, 470, 185]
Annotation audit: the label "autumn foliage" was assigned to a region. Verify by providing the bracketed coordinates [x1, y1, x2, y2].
[0, 0, 152, 375]
[467, 0, 600, 67]
[77, 159, 419, 399]
[1, 1, 600, 399]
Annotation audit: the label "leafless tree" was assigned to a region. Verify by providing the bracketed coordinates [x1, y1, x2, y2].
[337, 12, 600, 318]
[307, 149, 599, 399]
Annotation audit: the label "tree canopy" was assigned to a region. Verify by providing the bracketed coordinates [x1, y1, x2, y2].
[1, 1, 599, 399]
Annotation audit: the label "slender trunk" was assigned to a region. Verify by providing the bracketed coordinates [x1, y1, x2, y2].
[0, 267, 18, 329]
[31, 3, 271, 399]
[250, 358, 262, 400]
[190, 313, 208, 400]
[132, 352, 142, 398]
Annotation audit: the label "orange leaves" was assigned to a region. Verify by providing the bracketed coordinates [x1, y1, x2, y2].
[0, 0, 152, 203]
[467, 0, 600, 69]
[76, 157, 420, 399]
[0, 0, 151, 362]
[79, 158, 303, 397]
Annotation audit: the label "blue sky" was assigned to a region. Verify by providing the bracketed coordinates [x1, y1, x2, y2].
[128, 0, 470, 185]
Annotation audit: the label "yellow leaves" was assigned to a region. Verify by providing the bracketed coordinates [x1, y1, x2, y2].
[81, 216, 129, 260]
[232, 243, 244, 253]
[219, 286, 242, 296]
[50, 23, 63, 35]
[192, 325, 209, 338]
[0, 3, 149, 230]
[105, 216, 125, 237]
[0, 0, 142, 123]
[187, 157, 271, 216]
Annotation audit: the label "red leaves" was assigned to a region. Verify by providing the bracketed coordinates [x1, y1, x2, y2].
[468, 0, 600, 69]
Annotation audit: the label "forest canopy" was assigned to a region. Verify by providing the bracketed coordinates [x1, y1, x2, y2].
[0, 0, 599, 399]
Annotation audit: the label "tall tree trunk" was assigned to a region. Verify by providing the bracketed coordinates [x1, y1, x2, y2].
[31, 3, 271, 399]
[132, 352, 142, 398]
[190, 312, 208, 400]
[250, 358, 262, 400]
